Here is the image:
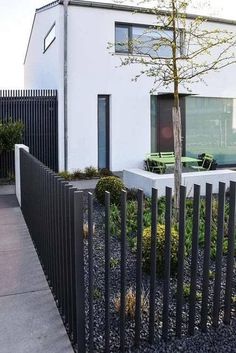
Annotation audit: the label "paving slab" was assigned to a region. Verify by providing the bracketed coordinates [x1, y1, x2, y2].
[0, 193, 74, 353]
[0, 184, 15, 195]
[0, 207, 26, 225]
[0, 194, 18, 208]
[0, 247, 48, 296]
[0, 290, 73, 353]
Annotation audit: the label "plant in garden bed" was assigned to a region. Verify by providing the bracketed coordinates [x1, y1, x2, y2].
[98, 168, 113, 177]
[58, 171, 72, 180]
[114, 287, 148, 319]
[143, 224, 180, 277]
[95, 176, 125, 205]
[72, 169, 85, 179]
[84, 166, 99, 178]
[110, 192, 233, 277]
[179, 283, 202, 301]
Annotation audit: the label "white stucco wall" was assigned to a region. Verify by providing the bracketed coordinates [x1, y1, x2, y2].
[67, 5, 236, 172]
[24, 5, 65, 171]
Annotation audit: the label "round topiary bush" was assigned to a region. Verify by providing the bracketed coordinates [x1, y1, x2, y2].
[95, 176, 125, 205]
[142, 224, 179, 277]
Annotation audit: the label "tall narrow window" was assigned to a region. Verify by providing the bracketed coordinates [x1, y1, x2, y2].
[44, 23, 56, 52]
[98, 95, 110, 169]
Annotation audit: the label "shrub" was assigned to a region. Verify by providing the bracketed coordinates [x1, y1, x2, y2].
[99, 168, 113, 177]
[84, 166, 98, 178]
[72, 169, 85, 179]
[142, 224, 179, 277]
[58, 171, 72, 180]
[0, 119, 24, 152]
[126, 188, 138, 201]
[114, 287, 148, 319]
[95, 176, 125, 205]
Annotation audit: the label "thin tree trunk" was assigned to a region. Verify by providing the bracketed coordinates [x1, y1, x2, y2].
[172, 106, 182, 216]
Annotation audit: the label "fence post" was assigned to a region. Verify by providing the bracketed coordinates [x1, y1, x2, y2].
[162, 187, 172, 342]
[134, 189, 143, 348]
[200, 183, 212, 332]
[15, 144, 29, 206]
[74, 191, 86, 353]
[188, 184, 200, 336]
[223, 181, 236, 324]
[120, 190, 127, 353]
[176, 185, 186, 338]
[148, 188, 158, 344]
[212, 182, 226, 327]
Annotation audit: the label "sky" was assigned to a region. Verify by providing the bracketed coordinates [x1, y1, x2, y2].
[0, 0, 236, 89]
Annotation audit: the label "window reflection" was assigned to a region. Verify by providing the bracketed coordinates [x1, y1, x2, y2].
[186, 97, 236, 165]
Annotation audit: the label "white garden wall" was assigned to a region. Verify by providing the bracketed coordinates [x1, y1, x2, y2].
[123, 169, 236, 197]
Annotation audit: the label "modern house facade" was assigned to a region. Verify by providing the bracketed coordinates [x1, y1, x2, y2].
[24, 0, 236, 172]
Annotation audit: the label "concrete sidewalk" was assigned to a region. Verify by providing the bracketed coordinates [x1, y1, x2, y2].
[0, 187, 74, 353]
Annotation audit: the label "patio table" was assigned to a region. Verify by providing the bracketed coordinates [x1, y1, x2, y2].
[149, 156, 201, 167]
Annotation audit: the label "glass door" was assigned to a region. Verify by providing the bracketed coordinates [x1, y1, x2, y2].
[151, 95, 186, 154]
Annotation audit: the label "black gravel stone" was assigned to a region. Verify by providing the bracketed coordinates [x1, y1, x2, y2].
[82, 193, 236, 353]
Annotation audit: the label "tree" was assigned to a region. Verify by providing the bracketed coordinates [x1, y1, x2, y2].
[0, 119, 24, 153]
[112, 0, 236, 215]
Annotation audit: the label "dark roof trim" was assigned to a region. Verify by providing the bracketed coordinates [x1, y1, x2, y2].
[67, 1, 236, 26]
[24, 13, 36, 64]
[35, 1, 236, 26]
[35, 0, 236, 25]
[36, 1, 60, 13]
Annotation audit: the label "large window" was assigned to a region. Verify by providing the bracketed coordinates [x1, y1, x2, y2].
[186, 97, 236, 165]
[98, 95, 110, 169]
[115, 23, 182, 57]
[44, 23, 56, 52]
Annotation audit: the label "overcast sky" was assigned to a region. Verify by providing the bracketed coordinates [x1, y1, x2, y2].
[0, 0, 235, 89]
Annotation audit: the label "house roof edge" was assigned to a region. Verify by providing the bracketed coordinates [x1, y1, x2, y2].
[68, 0, 236, 26]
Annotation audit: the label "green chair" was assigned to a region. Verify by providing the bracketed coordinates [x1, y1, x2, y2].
[191, 154, 214, 171]
[144, 159, 166, 174]
[160, 151, 175, 158]
[159, 151, 175, 167]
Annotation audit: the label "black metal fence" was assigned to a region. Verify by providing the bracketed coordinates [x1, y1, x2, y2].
[0, 89, 58, 178]
[20, 149, 235, 353]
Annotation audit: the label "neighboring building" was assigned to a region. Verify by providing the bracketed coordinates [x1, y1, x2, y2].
[24, 0, 236, 172]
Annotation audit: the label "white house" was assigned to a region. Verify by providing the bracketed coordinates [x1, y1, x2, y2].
[24, 0, 236, 172]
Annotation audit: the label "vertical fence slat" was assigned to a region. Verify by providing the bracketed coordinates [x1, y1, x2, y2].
[135, 189, 143, 347]
[162, 186, 172, 342]
[74, 191, 86, 353]
[120, 190, 127, 353]
[212, 182, 226, 327]
[0, 90, 58, 177]
[69, 187, 77, 342]
[188, 184, 200, 336]
[176, 185, 186, 338]
[105, 191, 111, 353]
[65, 184, 73, 333]
[200, 183, 212, 332]
[149, 188, 158, 344]
[223, 181, 236, 324]
[88, 192, 94, 353]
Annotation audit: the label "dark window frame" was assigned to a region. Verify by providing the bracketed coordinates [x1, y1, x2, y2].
[115, 21, 184, 57]
[44, 23, 56, 53]
[97, 95, 110, 170]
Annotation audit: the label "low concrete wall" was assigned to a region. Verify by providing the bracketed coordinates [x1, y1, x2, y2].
[123, 169, 236, 196]
[15, 144, 29, 206]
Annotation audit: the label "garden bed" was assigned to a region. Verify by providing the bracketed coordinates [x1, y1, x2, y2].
[82, 194, 236, 353]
